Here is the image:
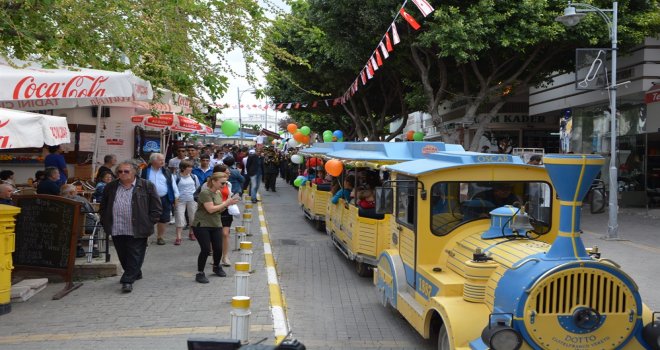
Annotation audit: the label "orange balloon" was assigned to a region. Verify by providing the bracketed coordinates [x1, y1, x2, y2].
[406, 130, 415, 141]
[293, 132, 304, 142]
[287, 123, 298, 134]
[301, 135, 310, 144]
[325, 159, 344, 177]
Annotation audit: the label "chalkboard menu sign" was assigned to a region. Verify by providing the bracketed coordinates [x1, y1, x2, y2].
[13, 195, 83, 299]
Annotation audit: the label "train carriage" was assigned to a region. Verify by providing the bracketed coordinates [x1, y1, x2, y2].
[311, 141, 458, 275]
[298, 143, 346, 230]
[373, 152, 659, 349]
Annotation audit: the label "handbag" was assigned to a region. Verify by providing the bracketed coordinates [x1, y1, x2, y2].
[227, 204, 240, 216]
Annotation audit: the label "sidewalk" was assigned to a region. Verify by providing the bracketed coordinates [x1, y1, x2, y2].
[581, 207, 660, 310]
[0, 200, 276, 349]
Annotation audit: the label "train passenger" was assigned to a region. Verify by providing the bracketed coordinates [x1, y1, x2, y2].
[331, 175, 355, 204]
[312, 169, 329, 185]
[357, 189, 375, 209]
[473, 182, 521, 208]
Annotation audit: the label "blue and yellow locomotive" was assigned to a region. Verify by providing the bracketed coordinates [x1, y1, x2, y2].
[373, 152, 659, 349]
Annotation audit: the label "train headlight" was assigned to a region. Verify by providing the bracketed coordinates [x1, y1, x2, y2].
[481, 322, 522, 350]
[642, 312, 660, 350]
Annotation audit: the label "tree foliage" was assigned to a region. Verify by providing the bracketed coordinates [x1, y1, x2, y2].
[0, 0, 270, 102]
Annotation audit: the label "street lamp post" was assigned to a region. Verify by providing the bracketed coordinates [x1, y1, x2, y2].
[237, 87, 256, 145]
[556, 1, 619, 240]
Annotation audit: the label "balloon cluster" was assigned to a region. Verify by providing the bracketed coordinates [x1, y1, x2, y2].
[293, 175, 306, 187]
[221, 120, 240, 136]
[405, 130, 425, 141]
[322, 130, 343, 143]
[288, 124, 311, 145]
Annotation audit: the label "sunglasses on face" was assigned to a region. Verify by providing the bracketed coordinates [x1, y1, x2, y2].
[117, 169, 132, 174]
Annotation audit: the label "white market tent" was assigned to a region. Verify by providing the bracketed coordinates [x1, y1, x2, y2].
[0, 108, 70, 149]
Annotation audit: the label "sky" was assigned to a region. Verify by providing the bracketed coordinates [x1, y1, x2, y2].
[214, 0, 290, 130]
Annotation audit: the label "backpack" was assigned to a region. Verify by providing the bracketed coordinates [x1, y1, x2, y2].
[176, 174, 201, 201]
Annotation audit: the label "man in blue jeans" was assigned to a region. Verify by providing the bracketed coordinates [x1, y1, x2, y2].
[245, 149, 264, 203]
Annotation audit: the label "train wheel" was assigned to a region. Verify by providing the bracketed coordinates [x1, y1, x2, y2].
[438, 324, 450, 350]
[355, 261, 372, 277]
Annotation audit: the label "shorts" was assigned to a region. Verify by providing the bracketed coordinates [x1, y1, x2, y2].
[158, 196, 172, 223]
[220, 209, 233, 227]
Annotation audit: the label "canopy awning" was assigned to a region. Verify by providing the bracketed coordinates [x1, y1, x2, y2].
[131, 114, 213, 135]
[0, 108, 70, 149]
[0, 58, 153, 111]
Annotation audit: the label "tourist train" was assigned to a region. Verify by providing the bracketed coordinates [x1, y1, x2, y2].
[297, 142, 659, 349]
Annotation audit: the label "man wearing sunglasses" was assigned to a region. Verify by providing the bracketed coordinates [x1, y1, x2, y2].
[100, 161, 162, 293]
[168, 147, 188, 174]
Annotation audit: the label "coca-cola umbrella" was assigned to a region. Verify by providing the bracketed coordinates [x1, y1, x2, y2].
[0, 58, 154, 176]
[131, 114, 212, 155]
[0, 108, 70, 149]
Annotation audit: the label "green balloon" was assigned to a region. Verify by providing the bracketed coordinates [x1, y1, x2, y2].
[413, 132, 424, 141]
[323, 130, 332, 136]
[221, 120, 239, 136]
[323, 133, 333, 142]
[300, 126, 311, 136]
[294, 177, 303, 187]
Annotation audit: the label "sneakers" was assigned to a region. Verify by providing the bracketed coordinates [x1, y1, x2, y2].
[189, 233, 196, 241]
[195, 272, 209, 284]
[212, 265, 227, 277]
[221, 257, 231, 267]
[156, 238, 166, 245]
[174, 238, 182, 246]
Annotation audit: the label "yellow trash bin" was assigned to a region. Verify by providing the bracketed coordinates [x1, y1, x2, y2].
[0, 204, 20, 315]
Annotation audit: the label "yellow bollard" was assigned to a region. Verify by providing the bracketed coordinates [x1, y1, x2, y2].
[239, 241, 253, 272]
[0, 205, 20, 315]
[234, 226, 246, 251]
[242, 212, 252, 236]
[234, 262, 250, 297]
[230, 296, 251, 344]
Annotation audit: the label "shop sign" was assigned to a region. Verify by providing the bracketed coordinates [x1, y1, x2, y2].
[489, 114, 547, 123]
[645, 85, 660, 104]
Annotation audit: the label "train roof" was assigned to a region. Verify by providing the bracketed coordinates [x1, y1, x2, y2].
[298, 143, 346, 155]
[309, 141, 463, 162]
[386, 151, 528, 175]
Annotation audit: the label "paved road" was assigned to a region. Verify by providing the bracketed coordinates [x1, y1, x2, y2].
[261, 179, 435, 350]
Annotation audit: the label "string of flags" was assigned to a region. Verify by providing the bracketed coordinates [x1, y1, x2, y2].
[272, 0, 435, 111]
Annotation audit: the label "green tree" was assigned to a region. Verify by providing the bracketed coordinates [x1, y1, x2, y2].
[0, 0, 268, 103]
[412, 0, 660, 149]
[263, 0, 414, 140]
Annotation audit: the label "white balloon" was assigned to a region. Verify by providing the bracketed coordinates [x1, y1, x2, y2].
[291, 154, 304, 164]
[287, 138, 299, 147]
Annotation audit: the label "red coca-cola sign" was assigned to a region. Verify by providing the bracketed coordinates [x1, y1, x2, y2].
[645, 85, 660, 105]
[12, 75, 109, 100]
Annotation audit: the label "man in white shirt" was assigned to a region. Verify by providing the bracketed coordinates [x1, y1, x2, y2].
[141, 153, 180, 245]
[168, 147, 187, 174]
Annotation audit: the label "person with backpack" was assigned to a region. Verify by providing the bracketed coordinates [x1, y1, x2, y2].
[175, 160, 200, 244]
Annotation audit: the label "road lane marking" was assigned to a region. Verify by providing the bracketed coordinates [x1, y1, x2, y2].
[258, 202, 290, 344]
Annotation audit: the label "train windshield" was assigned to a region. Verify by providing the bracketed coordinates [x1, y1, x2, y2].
[430, 181, 552, 236]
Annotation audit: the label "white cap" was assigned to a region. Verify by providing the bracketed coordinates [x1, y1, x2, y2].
[249, 149, 256, 154]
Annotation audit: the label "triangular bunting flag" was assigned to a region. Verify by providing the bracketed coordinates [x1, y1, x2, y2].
[366, 64, 374, 79]
[353, 79, 359, 93]
[302, 103, 308, 108]
[370, 56, 379, 71]
[277, 103, 284, 110]
[385, 32, 394, 51]
[294, 103, 300, 109]
[379, 42, 389, 59]
[375, 50, 383, 66]
[399, 8, 421, 30]
[286, 103, 292, 109]
[361, 70, 367, 85]
[391, 23, 401, 45]
[411, 0, 434, 17]
[312, 101, 318, 108]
